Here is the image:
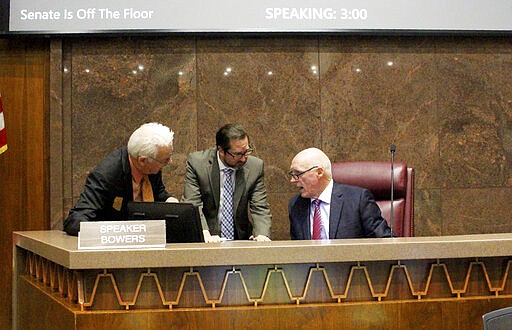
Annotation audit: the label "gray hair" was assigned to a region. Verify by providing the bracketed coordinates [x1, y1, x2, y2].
[127, 122, 174, 158]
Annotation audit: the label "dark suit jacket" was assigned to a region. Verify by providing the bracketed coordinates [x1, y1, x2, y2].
[289, 182, 392, 239]
[63, 147, 172, 236]
[181, 148, 272, 239]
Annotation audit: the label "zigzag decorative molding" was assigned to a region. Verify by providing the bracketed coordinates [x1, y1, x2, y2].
[23, 251, 512, 310]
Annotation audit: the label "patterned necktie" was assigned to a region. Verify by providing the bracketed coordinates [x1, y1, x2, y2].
[141, 175, 154, 202]
[312, 199, 323, 240]
[220, 168, 234, 239]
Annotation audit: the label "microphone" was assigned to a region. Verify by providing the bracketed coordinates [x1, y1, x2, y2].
[389, 144, 396, 237]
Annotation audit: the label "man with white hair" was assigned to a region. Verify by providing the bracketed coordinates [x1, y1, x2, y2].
[288, 148, 393, 240]
[63, 122, 177, 236]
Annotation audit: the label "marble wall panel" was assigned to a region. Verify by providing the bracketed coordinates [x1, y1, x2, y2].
[441, 188, 512, 235]
[49, 40, 64, 229]
[70, 37, 196, 198]
[500, 53, 512, 187]
[136, 38, 197, 196]
[437, 38, 512, 189]
[196, 37, 321, 195]
[320, 37, 439, 190]
[267, 192, 296, 240]
[414, 189, 442, 237]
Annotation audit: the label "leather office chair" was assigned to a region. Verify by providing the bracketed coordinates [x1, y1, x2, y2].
[331, 161, 414, 237]
[482, 306, 512, 330]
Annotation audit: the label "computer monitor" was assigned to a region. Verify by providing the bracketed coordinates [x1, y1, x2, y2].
[127, 201, 204, 243]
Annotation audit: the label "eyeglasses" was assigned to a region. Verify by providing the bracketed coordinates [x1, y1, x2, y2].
[225, 147, 254, 159]
[147, 155, 172, 166]
[288, 166, 318, 180]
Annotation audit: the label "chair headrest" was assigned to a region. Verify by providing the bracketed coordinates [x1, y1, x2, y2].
[331, 161, 408, 199]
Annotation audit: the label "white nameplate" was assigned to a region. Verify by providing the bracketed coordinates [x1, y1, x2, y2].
[78, 220, 166, 250]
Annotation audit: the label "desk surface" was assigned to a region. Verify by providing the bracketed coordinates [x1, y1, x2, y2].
[13, 230, 512, 269]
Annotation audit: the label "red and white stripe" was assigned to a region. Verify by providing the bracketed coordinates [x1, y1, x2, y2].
[0, 96, 7, 154]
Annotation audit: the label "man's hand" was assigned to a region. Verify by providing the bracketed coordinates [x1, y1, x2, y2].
[250, 235, 271, 242]
[203, 230, 222, 243]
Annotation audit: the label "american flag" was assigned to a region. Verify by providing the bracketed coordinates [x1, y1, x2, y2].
[0, 94, 7, 154]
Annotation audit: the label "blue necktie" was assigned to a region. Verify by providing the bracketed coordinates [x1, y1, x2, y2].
[220, 168, 234, 239]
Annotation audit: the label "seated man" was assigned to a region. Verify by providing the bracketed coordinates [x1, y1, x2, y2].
[182, 123, 272, 242]
[63, 122, 177, 236]
[288, 148, 393, 240]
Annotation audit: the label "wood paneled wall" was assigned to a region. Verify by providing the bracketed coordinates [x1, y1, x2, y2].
[0, 38, 49, 329]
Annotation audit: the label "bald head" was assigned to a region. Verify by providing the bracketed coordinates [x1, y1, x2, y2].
[291, 148, 332, 179]
[289, 148, 332, 199]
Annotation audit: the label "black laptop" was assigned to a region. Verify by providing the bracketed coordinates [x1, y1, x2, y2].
[127, 201, 204, 243]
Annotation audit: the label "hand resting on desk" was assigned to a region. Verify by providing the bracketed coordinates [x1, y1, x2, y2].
[250, 235, 271, 242]
[202, 230, 271, 243]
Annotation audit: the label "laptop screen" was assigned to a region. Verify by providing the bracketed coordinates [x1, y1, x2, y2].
[127, 201, 204, 243]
